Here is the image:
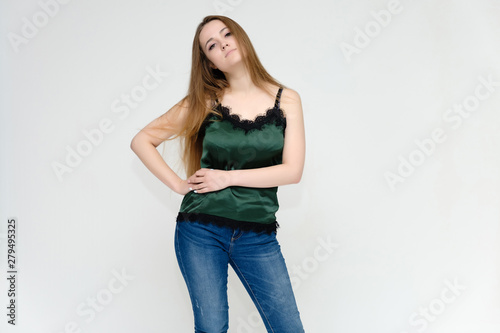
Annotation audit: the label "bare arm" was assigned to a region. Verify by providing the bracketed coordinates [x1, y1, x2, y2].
[130, 99, 191, 195]
[188, 89, 305, 193]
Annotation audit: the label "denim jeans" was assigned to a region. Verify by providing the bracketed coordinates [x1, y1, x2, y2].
[174, 221, 304, 333]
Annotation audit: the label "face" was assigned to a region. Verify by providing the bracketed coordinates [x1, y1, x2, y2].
[199, 20, 242, 72]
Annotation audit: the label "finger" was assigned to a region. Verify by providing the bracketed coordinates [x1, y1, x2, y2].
[195, 168, 208, 176]
[192, 174, 203, 181]
[193, 187, 204, 193]
[188, 181, 202, 191]
[188, 175, 202, 184]
[193, 182, 210, 193]
[194, 187, 209, 194]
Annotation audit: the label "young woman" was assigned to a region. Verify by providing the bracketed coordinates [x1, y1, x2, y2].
[131, 15, 305, 333]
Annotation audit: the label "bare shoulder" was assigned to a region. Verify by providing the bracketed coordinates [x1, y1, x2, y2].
[280, 87, 302, 117]
[281, 87, 301, 104]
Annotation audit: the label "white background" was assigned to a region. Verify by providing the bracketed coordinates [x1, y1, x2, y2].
[1, 0, 499, 332]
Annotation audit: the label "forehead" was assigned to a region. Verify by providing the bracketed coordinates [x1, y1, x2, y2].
[199, 20, 228, 44]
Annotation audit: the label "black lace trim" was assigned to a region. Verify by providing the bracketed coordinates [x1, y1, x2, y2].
[176, 212, 279, 234]
[214, 105, 287, 134]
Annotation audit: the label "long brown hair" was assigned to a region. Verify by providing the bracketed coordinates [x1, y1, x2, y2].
[177, 15, 282, 176]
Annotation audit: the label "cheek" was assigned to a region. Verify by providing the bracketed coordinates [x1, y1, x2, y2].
[206, 52, 221, 67]
[206, 52, 216, 62]
[231, 36, 240, 48]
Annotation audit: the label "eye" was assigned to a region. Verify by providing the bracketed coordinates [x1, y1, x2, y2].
[225, 32, 231, 37]
[208, 43, 216, 51]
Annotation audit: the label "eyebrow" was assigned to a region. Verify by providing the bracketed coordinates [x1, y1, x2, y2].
[204, 27, 228, 49]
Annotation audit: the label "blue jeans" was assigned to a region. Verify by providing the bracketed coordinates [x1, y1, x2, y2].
[174, 221, 304, 333]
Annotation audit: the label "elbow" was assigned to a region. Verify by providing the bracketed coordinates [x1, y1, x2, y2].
[282, 163, 303, 185]
[130, 134, 139, 153]
[131, 131, 160, 154]
[292, 175, 302, 184]
[291, 162, 304, 184]
[290, 170, 303, 184]
[130, 132, 147, 154]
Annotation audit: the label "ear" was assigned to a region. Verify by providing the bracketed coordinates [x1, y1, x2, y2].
[209, 62, 218, 70]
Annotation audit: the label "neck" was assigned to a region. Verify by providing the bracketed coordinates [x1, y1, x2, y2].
[223, 63, 256, 95]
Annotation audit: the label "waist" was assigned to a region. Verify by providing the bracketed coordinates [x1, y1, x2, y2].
[179, 186, 279, 224]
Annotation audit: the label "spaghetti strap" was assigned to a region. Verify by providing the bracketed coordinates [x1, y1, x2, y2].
[274, 87, 283, 109]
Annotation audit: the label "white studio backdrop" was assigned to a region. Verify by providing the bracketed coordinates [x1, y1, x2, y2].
[1, 0, 499, 332]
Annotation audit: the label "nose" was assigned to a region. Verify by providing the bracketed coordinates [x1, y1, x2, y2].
[221, 42, 229, 50]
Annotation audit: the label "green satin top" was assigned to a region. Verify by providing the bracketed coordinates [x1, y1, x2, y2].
[176, 88, 286, 233]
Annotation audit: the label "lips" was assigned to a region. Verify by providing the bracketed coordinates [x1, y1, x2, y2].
[225, 49, 236, 58]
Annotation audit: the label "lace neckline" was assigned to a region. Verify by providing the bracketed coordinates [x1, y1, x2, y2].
[215, 104, 286, 133]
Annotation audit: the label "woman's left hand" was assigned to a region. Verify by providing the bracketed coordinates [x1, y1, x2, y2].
[187, 168, 231, 194]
